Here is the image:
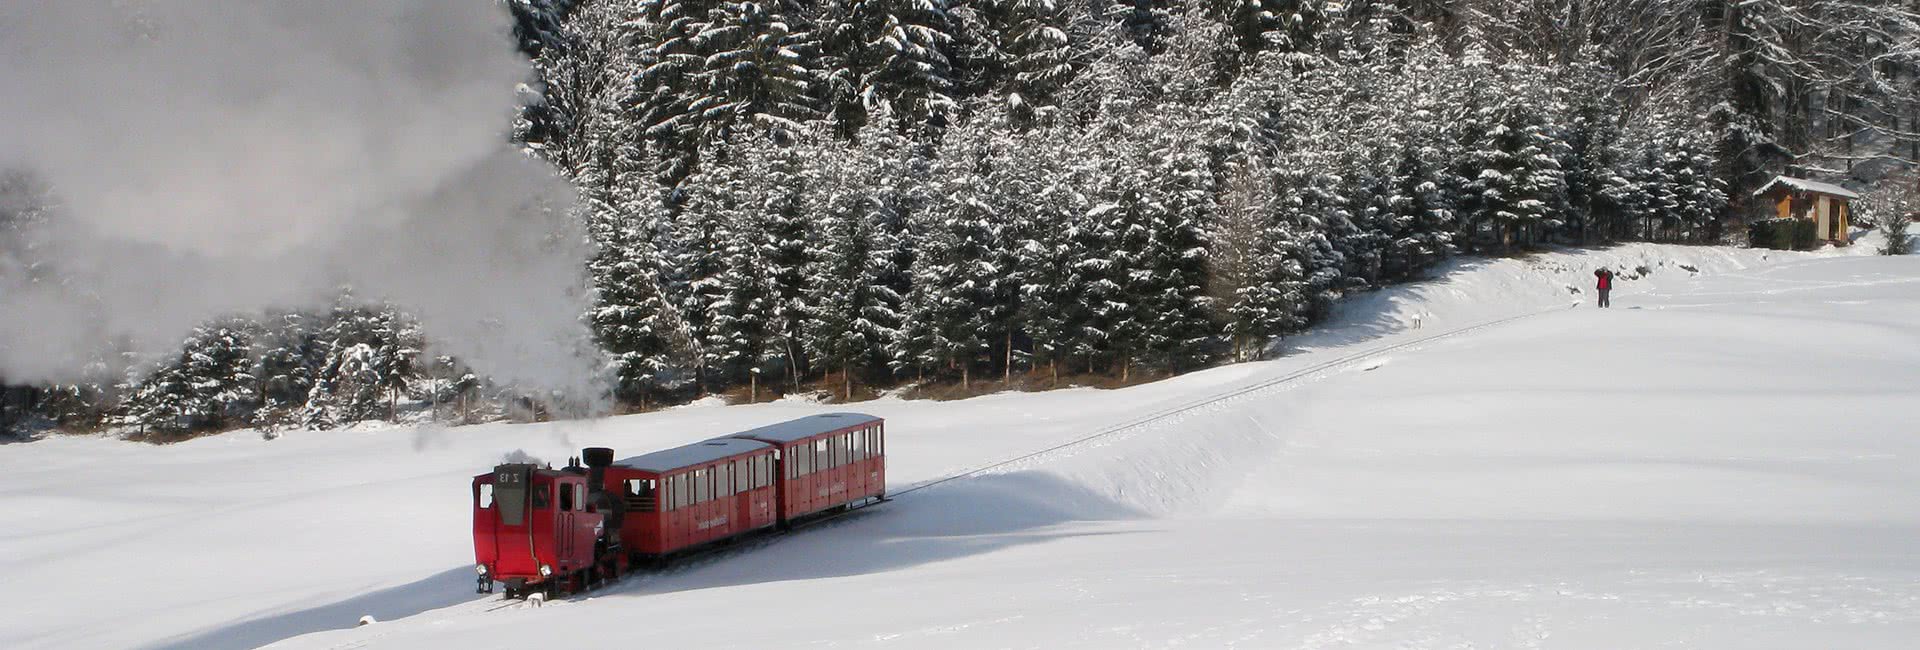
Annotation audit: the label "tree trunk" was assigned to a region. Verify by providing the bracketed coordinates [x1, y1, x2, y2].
[1049, 358, 1058, 388]
[749, 372, 757, 404]
[1004, 331, 1013, 385]
[786, 338, 801, 390]
[843, 367, 852, 402]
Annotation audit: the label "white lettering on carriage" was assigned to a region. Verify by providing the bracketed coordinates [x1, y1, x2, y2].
[695, 516, 728, 531]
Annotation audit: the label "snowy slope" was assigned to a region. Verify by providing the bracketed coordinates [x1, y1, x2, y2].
[2, 244, 1916, 649]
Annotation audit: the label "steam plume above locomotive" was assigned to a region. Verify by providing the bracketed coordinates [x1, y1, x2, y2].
[0, 1, 595, 394]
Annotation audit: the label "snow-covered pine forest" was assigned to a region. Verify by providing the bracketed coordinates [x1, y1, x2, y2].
[3, 0, 1918, 436]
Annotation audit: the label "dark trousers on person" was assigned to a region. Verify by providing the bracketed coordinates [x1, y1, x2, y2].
[1598, 289, 1610, 308]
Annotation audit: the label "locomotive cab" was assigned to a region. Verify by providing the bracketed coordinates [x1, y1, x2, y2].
[472, 463, 605, 597]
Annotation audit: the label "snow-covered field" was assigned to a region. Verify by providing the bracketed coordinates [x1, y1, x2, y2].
[3, 243, 1916, 649]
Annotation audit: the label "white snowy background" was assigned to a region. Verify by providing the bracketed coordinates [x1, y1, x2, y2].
[2, 242, 1916, 649]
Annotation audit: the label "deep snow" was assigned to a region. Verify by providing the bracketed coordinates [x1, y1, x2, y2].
[2, 243, 1916, 649]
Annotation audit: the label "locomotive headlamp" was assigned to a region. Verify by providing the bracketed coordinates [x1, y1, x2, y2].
[475, 564, 487, 575]
[539, 564, 553, 577]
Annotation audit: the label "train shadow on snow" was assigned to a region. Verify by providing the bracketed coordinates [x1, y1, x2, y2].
[141, 565, 478, 650]
[148, 470, 1143, 649]
[604, 469, 1150, 598]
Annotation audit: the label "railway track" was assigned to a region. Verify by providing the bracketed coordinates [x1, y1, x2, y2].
[888, 305, 1567, 500]
[487, 306, 1564, 607]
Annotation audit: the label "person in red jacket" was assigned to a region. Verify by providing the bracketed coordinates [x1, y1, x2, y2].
[1594, 268, 1614, 308]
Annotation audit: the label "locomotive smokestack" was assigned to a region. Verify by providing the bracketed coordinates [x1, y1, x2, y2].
[581, 447, 623, 545]
[583, 447, 614, 490]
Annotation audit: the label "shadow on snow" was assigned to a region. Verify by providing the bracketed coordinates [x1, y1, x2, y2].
[144, 469, 1142, 649]
[142, 566, 478, 650]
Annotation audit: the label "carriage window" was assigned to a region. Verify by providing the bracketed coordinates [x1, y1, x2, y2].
[735, 460, 750, 492]
[759, 456, 770, 487]
[531, 485, 549, 509]
[622, 479, 656, 512]
[694, 469, 710, 503]
[668, 475, 682, 510]
[814, 439, 830, 469]
[798, 444, 814, 475]
[477, 483, 494, 508]
[717, 464, 733, 497]
[839, 434, 852, 465]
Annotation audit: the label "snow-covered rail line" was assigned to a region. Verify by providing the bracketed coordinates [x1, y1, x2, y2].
[888, 304, 1569, 500]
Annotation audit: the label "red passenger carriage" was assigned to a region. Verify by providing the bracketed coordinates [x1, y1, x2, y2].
[602, 438, 779, 558]
[730, 412, 887, 524]
[470, 413, 888, 598]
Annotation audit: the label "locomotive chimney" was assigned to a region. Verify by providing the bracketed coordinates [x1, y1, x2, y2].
[581, 447, 624, 545]
[582, 447, 614, 490]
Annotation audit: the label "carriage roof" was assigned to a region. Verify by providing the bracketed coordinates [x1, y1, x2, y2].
[729, 412, 882, 444]
[614, 438, 770, 473]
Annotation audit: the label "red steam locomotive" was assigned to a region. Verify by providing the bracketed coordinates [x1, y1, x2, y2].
[471, 413, 887, 598]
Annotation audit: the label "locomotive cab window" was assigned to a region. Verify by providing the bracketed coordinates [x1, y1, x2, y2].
[531, 485, 549, 509]
[559, 482, 575, 511]
[477, 483, 494, 509]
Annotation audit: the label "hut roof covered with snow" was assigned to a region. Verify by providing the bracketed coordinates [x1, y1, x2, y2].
[1752, 176, 1860, 200]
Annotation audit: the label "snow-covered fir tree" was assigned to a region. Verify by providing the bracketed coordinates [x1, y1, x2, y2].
[820, 0, 962, 132]
[126, 320, 259, 435]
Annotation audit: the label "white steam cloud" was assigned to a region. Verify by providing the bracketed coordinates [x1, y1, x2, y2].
[0, 1, 597, 393]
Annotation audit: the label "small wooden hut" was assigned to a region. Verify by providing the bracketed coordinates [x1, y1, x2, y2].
[1752, 176, 1859, 245]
